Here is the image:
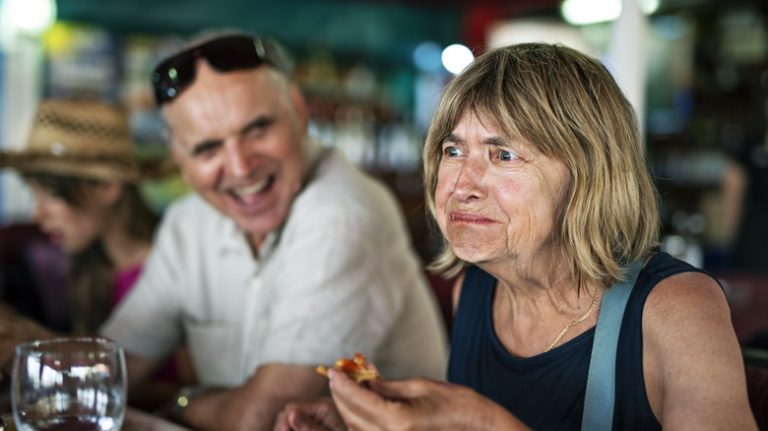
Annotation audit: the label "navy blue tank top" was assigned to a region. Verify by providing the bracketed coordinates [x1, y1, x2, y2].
[447, 252, 704, 430]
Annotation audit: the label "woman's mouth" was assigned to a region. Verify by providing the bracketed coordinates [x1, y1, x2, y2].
[448, 212, 497, 224]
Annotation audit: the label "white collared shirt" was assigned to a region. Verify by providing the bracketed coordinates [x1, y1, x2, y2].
[101, 149, 448, 387]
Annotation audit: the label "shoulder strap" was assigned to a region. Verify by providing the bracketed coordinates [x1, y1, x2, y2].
[581, 260, 644, 431]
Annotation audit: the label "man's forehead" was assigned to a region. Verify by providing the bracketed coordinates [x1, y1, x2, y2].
[176, 63, 287, 108]
[163, 100, 274, 146]
[160, 62, 293, 137]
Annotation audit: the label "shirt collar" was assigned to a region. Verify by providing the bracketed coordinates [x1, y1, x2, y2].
[217, 210, 280, 261]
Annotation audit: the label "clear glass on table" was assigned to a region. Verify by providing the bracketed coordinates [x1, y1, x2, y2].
[11, 337, 126, 431]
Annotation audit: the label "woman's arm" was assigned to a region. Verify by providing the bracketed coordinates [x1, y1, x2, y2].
[643, 271, 757, 429]
[0, 303, 56, 369]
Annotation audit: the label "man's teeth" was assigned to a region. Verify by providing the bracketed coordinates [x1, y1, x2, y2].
[233, 177, 270, 196]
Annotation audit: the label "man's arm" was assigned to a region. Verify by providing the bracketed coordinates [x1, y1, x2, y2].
[179, 363, 327, 431]
[123, 351, 170, 408]
[125, 351, 162, 388]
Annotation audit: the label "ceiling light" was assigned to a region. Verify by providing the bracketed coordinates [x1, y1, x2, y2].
[442, 44, 474, 75]
[561, 0, 659, 26]
[561, 0, 621, 25]
[1, 0, 57, 36]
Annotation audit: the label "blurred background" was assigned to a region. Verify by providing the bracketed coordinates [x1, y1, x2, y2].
[1, 0, 768, 341]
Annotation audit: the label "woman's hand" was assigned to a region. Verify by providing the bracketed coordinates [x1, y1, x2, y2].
[328, 368, 528, 431]
[0, 304, 53, 370]
[274, 397, 346, 431]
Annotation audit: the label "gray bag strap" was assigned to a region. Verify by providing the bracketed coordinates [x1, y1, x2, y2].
[581, 260, 644, 431]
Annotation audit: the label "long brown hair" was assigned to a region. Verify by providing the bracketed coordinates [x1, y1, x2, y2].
[25, 173, 158, 333]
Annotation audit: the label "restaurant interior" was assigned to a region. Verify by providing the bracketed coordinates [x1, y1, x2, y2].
[1, 0, 768, 425]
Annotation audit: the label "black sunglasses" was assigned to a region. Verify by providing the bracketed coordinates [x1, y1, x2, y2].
[150, 35, 293, 106]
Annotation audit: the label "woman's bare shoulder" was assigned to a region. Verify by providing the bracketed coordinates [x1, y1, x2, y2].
[644, 270, 728, 324]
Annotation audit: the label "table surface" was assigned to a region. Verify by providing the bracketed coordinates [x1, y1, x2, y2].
[123, 407, 193, 431]
[0, 408, 191, 431]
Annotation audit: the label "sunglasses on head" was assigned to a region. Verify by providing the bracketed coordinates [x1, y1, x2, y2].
[150, 35, 292, 106]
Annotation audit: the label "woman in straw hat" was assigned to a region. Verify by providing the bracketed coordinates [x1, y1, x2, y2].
[0, 98, 185, 405]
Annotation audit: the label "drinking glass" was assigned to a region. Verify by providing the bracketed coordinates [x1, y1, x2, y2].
[10, 337, 126, 431]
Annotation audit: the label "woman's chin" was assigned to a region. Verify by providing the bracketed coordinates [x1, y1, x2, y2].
[451, 246, 492, 265]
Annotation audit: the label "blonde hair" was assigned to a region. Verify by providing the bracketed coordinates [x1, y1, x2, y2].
[423, 43, 660, 287]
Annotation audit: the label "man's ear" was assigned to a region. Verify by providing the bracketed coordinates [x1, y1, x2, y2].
[162, 126, 179, 163]
[289, 83, 310, 133]
[170, 139, 183, 165]
[169, 142, 191, 184]
[161, 110, 190, 184]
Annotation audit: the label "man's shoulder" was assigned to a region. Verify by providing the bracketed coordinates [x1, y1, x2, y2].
[157, 193, 233, 241]
[162, 193, 221, 223]
[298, 151, 398, 219]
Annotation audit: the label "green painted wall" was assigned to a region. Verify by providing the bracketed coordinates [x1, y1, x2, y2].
[57, 0, 463, 64]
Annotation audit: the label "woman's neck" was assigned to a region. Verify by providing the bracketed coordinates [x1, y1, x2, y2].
[482, 252, 603, 356]
[480, 247, 575, 298]
[101, 224, 150, 271]
[491, 259, 583, 317]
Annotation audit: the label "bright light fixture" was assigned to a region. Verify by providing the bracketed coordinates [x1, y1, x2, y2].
[561, 0, 659, 26]
[640, 0, 660, 14]
[441, 44, 474, 75]
[1, 0, 57, 36]
[561, 0, 622, 25]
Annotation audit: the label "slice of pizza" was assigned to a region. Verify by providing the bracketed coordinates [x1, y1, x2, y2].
[316, 352, 379, 383]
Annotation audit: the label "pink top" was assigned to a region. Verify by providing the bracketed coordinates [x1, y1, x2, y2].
[112, 263, 143, 306]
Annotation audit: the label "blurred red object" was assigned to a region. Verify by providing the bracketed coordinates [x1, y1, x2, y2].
[716, 271, 768, 345]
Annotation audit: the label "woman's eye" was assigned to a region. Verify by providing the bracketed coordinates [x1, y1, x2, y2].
[443, 146, 461, 157]
[498, 149, 518, 161]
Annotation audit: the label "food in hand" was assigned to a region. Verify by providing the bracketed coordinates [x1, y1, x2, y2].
[316, 352, 378, 383]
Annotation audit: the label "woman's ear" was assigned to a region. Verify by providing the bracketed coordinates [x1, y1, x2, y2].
[92, 181, 124, 207]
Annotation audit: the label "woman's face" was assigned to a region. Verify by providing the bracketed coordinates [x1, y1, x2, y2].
[28, 182, 111, 254]
[434, 110, 570, 268]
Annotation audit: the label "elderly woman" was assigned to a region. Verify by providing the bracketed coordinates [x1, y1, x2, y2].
[276, 43, 756, 430]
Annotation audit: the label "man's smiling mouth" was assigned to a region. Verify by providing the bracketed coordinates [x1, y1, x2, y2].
[228, 175, 275, 204]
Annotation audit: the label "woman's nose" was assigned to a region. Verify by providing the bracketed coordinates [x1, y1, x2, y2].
[452, 157, 487, 201]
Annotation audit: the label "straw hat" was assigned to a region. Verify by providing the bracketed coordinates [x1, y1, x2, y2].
[0, 99, 175, 182]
